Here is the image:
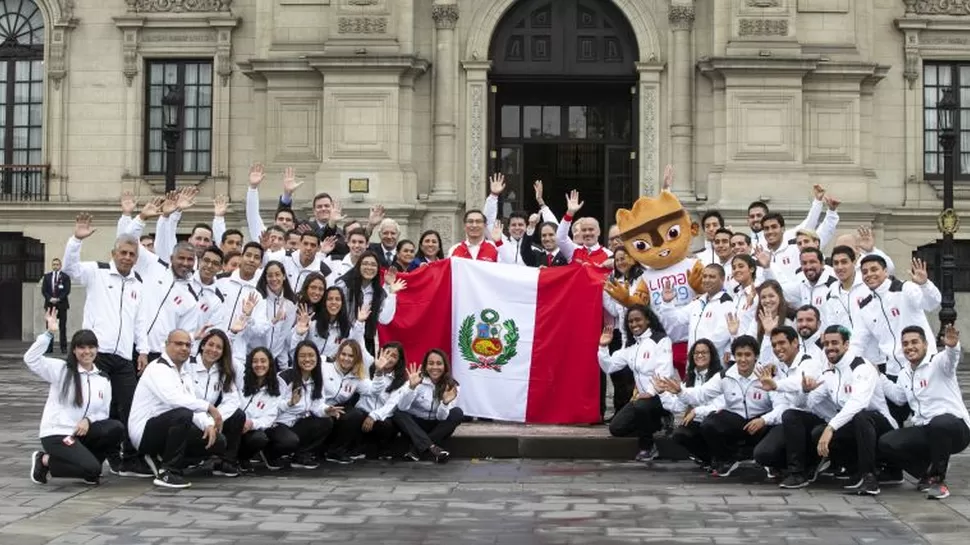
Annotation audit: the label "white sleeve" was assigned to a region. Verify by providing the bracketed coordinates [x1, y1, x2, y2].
[378, 291, 397, 325]
[61, 237, 95, 287]
[828, 364, 878, 430]
[816, 209, 839, 249]
[555, 216, 579, 262]
[24, 333, 63, 384]
[597, 345, 631, 375]
[117, 215, 134, 238]
[679, 373, 724, 407]
[483, 194, 499, 237]
[793, 199, 824, 233]
[212, 216, 226, 248]
[538, 205, 558, 226]
[246, 187, 267, 242]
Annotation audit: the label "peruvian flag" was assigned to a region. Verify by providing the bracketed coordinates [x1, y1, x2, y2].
[378, 259, 605, 423]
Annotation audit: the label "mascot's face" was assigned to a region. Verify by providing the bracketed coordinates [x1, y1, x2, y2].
[615, 191, 699, 269]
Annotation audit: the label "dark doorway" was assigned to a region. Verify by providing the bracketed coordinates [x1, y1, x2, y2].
[0, 232, 44, 339]
[488, 0, 638, 231]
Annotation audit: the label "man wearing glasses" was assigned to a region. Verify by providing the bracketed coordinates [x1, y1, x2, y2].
[448, 210, 500, 262]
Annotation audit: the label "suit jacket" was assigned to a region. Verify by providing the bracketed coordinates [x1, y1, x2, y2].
[42, 271, 71, 309]
[528, 229, 567, 267]
[277, 197, 350, 259]
[369, 243, 397, 268]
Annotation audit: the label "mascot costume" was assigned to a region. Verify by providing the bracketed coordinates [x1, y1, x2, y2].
[605, 165, 704, 378]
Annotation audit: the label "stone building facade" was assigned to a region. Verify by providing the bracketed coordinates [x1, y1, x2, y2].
[2, 0, 970, 338]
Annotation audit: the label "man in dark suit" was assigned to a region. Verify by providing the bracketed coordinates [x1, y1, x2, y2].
[41, 258, 70, 353]
[529, 221, 569, 267]
[369, 218, 401, 268]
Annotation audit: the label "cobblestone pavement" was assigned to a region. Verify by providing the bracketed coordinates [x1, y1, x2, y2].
[3, 363, 970, 544]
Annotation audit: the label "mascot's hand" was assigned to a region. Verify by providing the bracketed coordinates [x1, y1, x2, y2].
[629, 281, 650, 308]
[687, 261, 705, 294]
[604, 279, 632, 307]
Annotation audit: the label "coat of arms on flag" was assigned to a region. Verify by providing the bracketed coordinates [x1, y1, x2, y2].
[459, 309, 519, 372]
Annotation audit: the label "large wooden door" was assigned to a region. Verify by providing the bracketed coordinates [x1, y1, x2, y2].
[0, 232, 44, 339]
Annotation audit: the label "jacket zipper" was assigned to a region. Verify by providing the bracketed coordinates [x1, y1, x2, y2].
[81, 374, 92, 420]
[113, 280, 126, 352]
[875, 293, 902, 372]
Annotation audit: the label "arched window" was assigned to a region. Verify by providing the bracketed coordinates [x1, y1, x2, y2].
[0, 0, 45, 199]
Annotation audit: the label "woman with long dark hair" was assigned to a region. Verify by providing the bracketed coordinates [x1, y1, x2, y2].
[356, 342, 408, 459]
[293, 284, 369, 360]
[274, 341, 337, 469]
[392, 240, 416, 272]
[669, 339, 724, 470]
[254, 261, 298, 369]
[27, 309, 124, 485]
[335, 250, 406, 355]
[393, 349, 463, 464]
[408, 230, 444, 271]
[237, 347, 293, 472]
[600, 247, 642, 419]
[188, 329, 244, 477]
[597, 305, 676, 463]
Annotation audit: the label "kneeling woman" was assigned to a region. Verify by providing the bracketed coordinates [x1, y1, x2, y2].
[238, 347, 292, 471]
[597, 305, 677, 462]
[189, 330, 243, 477]
[275, 341, 338, 469]
[27, 309, 125, 485]
[668, 339, 724, 469]
[320, 339, 391, 463]
[356, 342, 408, 459]
[393, 349, 463, 463]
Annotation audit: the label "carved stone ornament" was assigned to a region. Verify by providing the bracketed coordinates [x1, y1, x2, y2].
[738, 18, 789, 36]
[747, 0, 780, 6]
[668, 5, 695, 31]
[641, 86, 658, 196]
[938, 208, 960, 235]
[904, 49, 919, 88]
[468, 83, 485, 209]
[127, 0, 233, 12]
[337, 16, 388, 33]
[432, 4, 459, 30]
[429, 214, 455, 248]
[909, 0, 970, 15]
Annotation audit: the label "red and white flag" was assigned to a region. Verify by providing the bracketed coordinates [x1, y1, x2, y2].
[379, 259, 605, 424]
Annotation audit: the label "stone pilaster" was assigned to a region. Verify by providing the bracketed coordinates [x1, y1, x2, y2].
[669, 2, 695, 197]
[431, 2, 460, 200]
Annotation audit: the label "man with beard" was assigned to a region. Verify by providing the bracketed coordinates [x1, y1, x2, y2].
[758, 248, 838, 310]
[809, 325, 898, 495]
[793, 306, 825, 362]
[137, 242, 202, 364]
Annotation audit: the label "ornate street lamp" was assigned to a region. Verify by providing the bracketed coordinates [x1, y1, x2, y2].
[161, 84, 184, 193]
[936, 86, 959, 345]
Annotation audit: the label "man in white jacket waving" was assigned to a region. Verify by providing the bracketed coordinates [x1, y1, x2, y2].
[128, 330, 225, 489]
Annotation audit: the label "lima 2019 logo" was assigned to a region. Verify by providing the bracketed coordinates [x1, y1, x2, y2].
[459, 308, 519, 372]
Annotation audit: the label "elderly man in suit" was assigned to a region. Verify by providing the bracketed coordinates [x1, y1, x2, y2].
[41, 258, 71, 353]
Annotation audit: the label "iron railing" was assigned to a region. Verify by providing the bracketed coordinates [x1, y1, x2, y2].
[0, 164, 50, 202]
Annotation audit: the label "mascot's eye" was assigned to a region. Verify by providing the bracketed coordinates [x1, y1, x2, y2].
[633, 240, 651, 251]
[666, 225, 682, 240]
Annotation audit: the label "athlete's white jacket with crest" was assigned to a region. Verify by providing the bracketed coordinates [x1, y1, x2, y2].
[253, 290, 297, 368]
[656, 290, 734, 358]
[597, 328, 676, 398]
[677, 364, 783, 423]
[807, 353, 896, 430]
[321, 359, 389, 406]
[61, 236, 149, 358]
[185, 356, 241, 420]
[357, 383, 409, 422]
[264, 248, 333, 294]
[661, 366, 724, 422]
[767, 353, 825, 412]
[191, 272, 229, 340]
[767, 266, 839, 310]
[883, 344, 970, 430]
[292, 318, 368, 361]
[25, 333, 113, 438]
[136, 257, 201, 355]
[397, 378, 461, 421]
[128, 355, 214, 450]
[239, 376, 285, 430]
[848, 277, 942, 376]
[277, 372, 329, 427]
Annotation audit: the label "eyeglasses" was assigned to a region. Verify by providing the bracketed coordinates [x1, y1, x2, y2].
[465, 219, 485, 225]
[201, 258, 222, 267]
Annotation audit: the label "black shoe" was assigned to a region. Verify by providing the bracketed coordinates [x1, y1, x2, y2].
[926, 480, 951, 500]
[118, 458, 154, 478]
[325, 453, 353, 465]
[403, 449, 420, 462]
[878, 468, 904, 485]
[833, 466, 853, 480]
[917, 476, 933, 492]
[30, 451, 48, 485]
[107, 458, 121, 476]
[779, 474, 810, 489]
[712, 461, 740, 478]
[291, 453, 319, 469]
[843, 475, 864, 490]
[854, 473, 880, 496]
[82, 476, 100, 486]
[634, 445, 659, 463]
[238, 459, 254, 473]
[212, 461, 240, 478]
[259, 452, 283, 471]
[429, 445, 450, 464]
[153, 470, 191, 489]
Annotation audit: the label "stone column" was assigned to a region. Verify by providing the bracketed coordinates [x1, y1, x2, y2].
[431, 1, 460, 200]
[668, 3, 695, 197]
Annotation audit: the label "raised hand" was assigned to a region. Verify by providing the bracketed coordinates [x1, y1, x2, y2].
[801, 373, 820, 393]
[604, 279, 630, 306]
[491, 219, 504, 242]
[824, 194, 841, 211]
[758, 309, 779, 333]
[406, 362, 422, 388]
[757, 367, 777, 391]
[565, 189, 584, 215]
[910, 257, 928, 285]
[296, 223, 312, 235]
[120, 190, 137, 215]
[44, 307, 59, 333]
[194, 323, 213, 340]
[489, 173, 506, 196]
[442, 383, 458, 404]
[753, 246, 771, 269]
[599, 326, 614, 347]
[387, 278, 407, 294]
[813, 184, 826, 201]
[282, 167, 303, 195]
[744, 286, 757, 311]
[259, 230, 273, 250]
[273, 306, 287, 325]
[528, 213, 540, 229]
[229, 313, 249, 334]
[176, 186, 198, 211]
[330, 199, 345, 225]
[213, 195, 229, 217]
[367, 204, 385, 227]
[857, 225, 875, 252]
[357, 303, 372, 323]
[73, 213, 97, 240]
[384, 266, 397, 287]
[661, 279, 676, 304]
[242, 292, 259, 317]
[943, 324, 960, 348]
[375, 349, 393, 372]
[662, 164, 673, 191]
[725, 312, 740, 336]
[320, 236, 337, 255]
[534, 179, 545, 207]
[295, 304, 313, 335]
[160, 191, 179, 217]
[249, 163, 265, 188]
[289, 386, 302, 407]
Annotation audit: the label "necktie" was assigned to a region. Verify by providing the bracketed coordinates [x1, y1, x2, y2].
[547, 253, 553, 266]
[385, 251, 393, 264]
[52, 272, 58, 295]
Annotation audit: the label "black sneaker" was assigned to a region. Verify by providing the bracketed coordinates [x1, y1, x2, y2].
[403, 449, 421, 462]
[634, 445, 659, 462]
[348, 449, 367, 461]
[238, 459, 254, 473]
[833, 466, 853, 480]
[878, 468, 905, 485]
[291, 454, 319, 469]
[153, 470, 191, 489]
[854, 473, 880, 496]
[917, 476, 933, 492]
[259, 451, 283, 471]
[30, 451, 48, 485]
[429, 445, 450, 464]
[212, 461, 240, 477]
[779, 474, 810, 489]
[713, 461, 740, 478]
[325, 453, 353, 465]
[118, 458, 154, 478]
[926, 480, 951, 500]
[82, 476, 100, 486]
[107, 458, 121, 476]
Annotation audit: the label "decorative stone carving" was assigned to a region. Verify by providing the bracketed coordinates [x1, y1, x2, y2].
[642, 86, 658, 196]
[432, 4, 459, 30]
[127, 0, 232, 12]
[747, 0, 780, 6]
[47, 29, 67, 90]
[668, 5, 695, 32]
[738, 18, 789, 36]
[468, 83, 485, 209]
[920, 34, 970, 45]
[216, 30, 232, 86]
[429, 214, 455, 247]
[140, 33, 216, 42]
[337, 16, 388, 33]
[122, 29, 139, 86]
[909, 0, 970, 15]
